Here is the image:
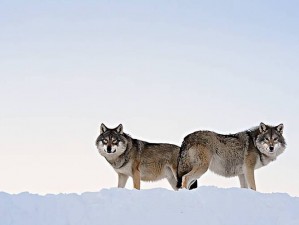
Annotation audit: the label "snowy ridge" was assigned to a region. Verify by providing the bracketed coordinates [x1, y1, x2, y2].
[1, 186, 298, 225]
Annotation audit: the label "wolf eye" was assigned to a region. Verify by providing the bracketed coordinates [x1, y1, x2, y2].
[265, 138, 270, 141]
[273, 138, 278, 141]
[102, 139, 108, 144]
[112, 140, 118, 145]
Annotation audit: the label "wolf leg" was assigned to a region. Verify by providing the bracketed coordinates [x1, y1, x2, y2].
[117, 173, 129, 188]
[182, 165, 208, 189]
[244, 153, 257, 191]
[244, 167, 256, 191]
[166, 176, 178, 191]
[166, 165, 179, 191]
[238, 174, 248, 188]
[166, 166, 178, 191]
[182, 146, 210, 189]
[132, 164, 141, 190]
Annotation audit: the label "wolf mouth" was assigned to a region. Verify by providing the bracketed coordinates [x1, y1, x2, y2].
[107, 150, 116, 154]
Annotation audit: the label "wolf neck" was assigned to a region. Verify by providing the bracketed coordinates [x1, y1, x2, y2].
[105, 136, 138, 169]
[105, 146, 131, 169]
[107, 150, 130, 169]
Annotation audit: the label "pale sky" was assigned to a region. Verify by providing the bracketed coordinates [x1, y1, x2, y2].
[1, 1, 299, 196]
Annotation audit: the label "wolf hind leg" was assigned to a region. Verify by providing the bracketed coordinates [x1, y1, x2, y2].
[166, 175, 178, 191]
[182, 145, 210, 189]
[182, 165, 208, 189]
[166, 166, 179, 191]
[238, 174, 248, 188]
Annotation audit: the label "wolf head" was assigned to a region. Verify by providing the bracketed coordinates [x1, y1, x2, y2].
[95, 123, 128, 158]
[256, 122, 286, 157]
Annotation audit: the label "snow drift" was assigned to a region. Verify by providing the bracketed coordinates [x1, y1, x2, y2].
[1, 186, 298, 225]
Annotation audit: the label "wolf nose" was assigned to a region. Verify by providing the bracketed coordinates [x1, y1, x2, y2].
[107, 146, 112, 153]
[269, 146, 274, 151]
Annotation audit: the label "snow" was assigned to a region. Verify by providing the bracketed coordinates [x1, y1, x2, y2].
[1, 187, 299, 225]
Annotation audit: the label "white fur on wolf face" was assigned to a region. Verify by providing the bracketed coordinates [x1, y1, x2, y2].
[97, 141, 127, 159]
[256, 141, 285, 158]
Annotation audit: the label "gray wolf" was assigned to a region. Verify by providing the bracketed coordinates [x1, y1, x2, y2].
[95, 123, 186, 190]
[177, 122, 286, 191]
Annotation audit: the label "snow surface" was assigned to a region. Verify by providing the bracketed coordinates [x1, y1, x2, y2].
[1, 186, 299, 225]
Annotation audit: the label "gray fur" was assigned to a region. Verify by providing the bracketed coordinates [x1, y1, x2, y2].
[96, 123, 180, 190]
[177, 123, 286, 190]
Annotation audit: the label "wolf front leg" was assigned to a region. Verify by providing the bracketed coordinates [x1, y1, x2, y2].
[244, 168, 256, 191]
[132, 163, 141, 190]
[244, 154, 257, 191]
[238, 174, 248, 188]
[117, 173, 129, 188]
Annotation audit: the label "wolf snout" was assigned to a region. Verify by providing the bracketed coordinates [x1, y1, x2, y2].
[269, 146, 274, 152]
[107, 146, 112, 153]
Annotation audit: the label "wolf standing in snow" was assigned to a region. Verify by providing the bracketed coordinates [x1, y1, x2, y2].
[177, 123, 286, 191]
[96, 123, 187, 190]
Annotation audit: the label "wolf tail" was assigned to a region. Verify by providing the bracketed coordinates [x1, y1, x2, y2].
[176, 139, 198, 190]
[176, 140, 186, 189]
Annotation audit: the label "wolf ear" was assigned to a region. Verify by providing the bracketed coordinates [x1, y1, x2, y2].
[116, 124, 123, 134]
[276, 123, 284, 134]
[259, 122, 267, 133]
[100, 123, 108, 134]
